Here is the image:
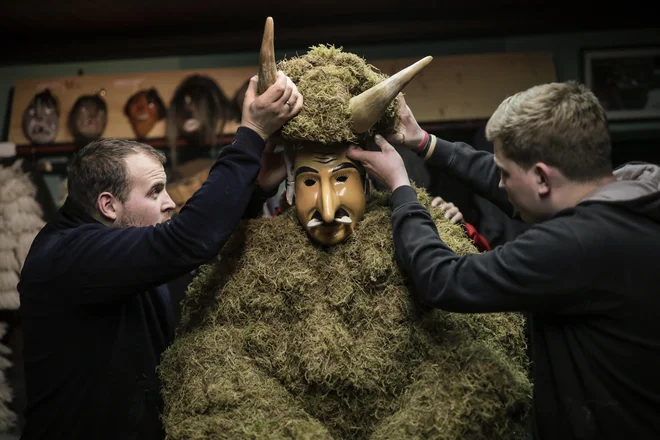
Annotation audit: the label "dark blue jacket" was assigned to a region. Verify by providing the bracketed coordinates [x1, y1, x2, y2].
[18, 127, 267, 440]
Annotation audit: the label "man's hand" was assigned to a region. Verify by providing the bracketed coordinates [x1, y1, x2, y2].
[257, 140, 287, 193]
[386, 96, 427, 152]
[346, 135, 410, 192]
[241, 71, 303, 140]
[431, 197, 464, 224]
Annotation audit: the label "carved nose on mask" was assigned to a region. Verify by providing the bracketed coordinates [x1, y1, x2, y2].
[321, 204, 336, 224]
[320, 185, 337, 223]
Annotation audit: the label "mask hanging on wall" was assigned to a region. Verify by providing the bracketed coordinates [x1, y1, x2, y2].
[123, 87, 166, 139]
[166, 74, 233, 168]
[230, 77, 251, 123]
[68, 94, 108, 145]
[22, 89, 60, 145]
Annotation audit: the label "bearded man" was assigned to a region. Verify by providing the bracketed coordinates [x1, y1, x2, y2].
[17, 69, 303, 440]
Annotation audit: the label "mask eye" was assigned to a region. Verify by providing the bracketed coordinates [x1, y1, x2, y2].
[304, 179, 316, 187]
[336, 175, 348, 183]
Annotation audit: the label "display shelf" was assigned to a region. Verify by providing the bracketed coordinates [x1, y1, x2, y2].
[13, 120, 488, 159]
[14, 134, 237, 158]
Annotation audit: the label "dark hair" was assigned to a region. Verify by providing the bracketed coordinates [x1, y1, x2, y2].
[67, 138, 166, 214]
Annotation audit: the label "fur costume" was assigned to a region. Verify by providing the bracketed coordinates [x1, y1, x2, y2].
[159, 30, 531, 439]
[159, 189, 531, 439]
[0, 323, 15, 432]
[0, 160, 46, 310]
[0, 160, 45, 432]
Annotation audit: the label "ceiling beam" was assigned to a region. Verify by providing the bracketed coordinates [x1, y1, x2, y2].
[3, 14, 653, 67]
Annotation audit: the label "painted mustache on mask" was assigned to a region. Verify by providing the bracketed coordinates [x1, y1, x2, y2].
[306, 208, 352, 228]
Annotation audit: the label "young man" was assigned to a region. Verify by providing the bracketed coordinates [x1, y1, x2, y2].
[17, 71, 302, 440]
[347, 81, 660, 440]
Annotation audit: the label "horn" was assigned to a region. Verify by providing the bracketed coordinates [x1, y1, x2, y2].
[258, 17, 277, 94]
[349, 56, 433, 134]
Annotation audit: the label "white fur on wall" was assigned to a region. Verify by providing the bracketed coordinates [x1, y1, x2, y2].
[0, 160, 46, 432]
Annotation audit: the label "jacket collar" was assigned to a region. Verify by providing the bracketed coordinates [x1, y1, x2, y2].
[55, 197, 103, 229]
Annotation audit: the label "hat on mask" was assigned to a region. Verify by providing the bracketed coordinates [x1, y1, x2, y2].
[256, 17, 432, 202]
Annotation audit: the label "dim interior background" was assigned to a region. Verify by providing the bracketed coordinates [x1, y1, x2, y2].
[0, 0, 658, 436]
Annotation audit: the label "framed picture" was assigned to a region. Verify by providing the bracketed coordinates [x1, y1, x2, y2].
[582, 47, 660, 121]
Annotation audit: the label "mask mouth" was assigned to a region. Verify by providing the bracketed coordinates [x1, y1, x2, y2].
[306, 209, 352, 228]
[29, 123, 52, 135]
[134, 113, 150, 121]
[334, 208, 352, 224]
[183, 118, 200, 133]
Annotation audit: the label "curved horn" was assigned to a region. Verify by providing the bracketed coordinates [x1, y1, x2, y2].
[258, 17, 277, 94]
[349, 56, 433, 134]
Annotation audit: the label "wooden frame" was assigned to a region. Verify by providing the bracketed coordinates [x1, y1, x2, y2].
[582, 46, 660, 121]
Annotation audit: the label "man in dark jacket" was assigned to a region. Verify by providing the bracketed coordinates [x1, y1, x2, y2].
[347, 81, 660, 440]
[17, 71, 302, 440]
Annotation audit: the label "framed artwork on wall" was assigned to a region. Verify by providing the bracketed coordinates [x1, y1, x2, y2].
[582, 46, 660, 121]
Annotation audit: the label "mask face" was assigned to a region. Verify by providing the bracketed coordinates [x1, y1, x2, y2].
[293, 143, 366, 246]
[230, 78, 250, 122]
[69, 95, 108, 142]
[125, 88, 165, 138]
[22, 89, 59, 144]
[167, 75, 232, 145]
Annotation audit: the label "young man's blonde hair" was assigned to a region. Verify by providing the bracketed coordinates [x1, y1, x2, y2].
[485, 81, 612, 181]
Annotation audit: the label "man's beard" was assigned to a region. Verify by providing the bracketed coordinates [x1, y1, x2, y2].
[114, 212, 145, 228]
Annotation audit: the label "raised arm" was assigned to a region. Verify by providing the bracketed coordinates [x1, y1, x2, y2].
[386, 96, 514, 216]
[25, 73, 303, 302]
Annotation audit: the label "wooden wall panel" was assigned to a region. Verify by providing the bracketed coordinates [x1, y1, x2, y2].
[8, 51, 555, 145]
[371, 51, 556, 122]
[8, 67, 256, 145]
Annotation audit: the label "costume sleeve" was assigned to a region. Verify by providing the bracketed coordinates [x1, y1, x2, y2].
[49, 127, 266, 298]
[424, 137, 515, 217]
[390, 186, 596, 314]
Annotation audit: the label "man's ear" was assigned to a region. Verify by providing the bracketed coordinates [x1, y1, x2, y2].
[534, 163, 551, 197]
[97, 192, 120, 221]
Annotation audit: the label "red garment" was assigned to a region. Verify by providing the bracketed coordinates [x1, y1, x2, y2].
[463, 222, 491, 252]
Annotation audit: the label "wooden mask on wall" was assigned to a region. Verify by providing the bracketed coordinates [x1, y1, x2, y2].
[123, 87, 166, 139]
[68, 94, 108, 144]
[166, 74, 234, 166]
[22, 89, 59, 144]
[230, 77, 251, 123]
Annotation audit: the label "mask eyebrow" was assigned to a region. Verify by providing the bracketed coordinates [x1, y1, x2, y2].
[295, 166, 319, 177]
[331, 162, 358, 173]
